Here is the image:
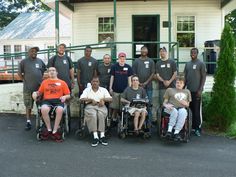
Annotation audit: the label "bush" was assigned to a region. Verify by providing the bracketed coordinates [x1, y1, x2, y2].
[202, 92, 211, 123]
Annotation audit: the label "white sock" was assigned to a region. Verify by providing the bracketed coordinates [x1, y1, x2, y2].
[100, 132, 105, 138]
[52, 130, 57, 134]
[27, 120, 31, 123]
[168, 126, 173, 132]
[93, 132, 99, 139]
[48, 129, 52, 132]
[174, 130, 180, 134]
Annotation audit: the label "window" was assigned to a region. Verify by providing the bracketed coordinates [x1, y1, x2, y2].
[14, 45, 22, 59]
[47, 45, 55, 58]
[3, 45, 11, 60]
[98, 17, 114, 43]
[177, 16, 195, 47]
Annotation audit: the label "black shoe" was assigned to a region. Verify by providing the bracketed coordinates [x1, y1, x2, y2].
[173, 133, 181, 142]
[165, 131, 172, 139]
[25, 122, 32, 131]
[91, 138, 99, 147]
[100, 137, 108, 146]
[110, 120, 118, 128]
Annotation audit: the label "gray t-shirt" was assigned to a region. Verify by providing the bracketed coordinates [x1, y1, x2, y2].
[156, 59, 177, 89]
[48, 55, 73, 89]
[184, 59, 207, 92]
[132, 57, 155, 89]
[97, 63, 112, 89]
[18, 57, 46, 92]
[121, 87, 147, 102]
[164, 88, 192, 108]
[77, 56, 98, 86]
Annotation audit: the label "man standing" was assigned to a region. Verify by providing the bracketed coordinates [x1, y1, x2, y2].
[155, 47, 177, 106]
[132, 46, 155, 122]
[77, 45, 98, 96]
[18, 47, 46, 130]
[97, 54, 112, 90]
[109, 52, 133, 124]
[32, 67, 71, 142]
[47, 43, 74, 91]
[80, 77, 112, 147]
[184, 48, 206, 136]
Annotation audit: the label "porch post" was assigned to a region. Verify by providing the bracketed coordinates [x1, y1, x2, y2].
[168, 0, 172, 53]
[112, 0, 117, 61]
[55, 0, 60, 46]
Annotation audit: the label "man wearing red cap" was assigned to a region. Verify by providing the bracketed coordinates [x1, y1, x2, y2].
[109, 52, 133, 124]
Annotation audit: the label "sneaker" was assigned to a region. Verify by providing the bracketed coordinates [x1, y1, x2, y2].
[51, 131, 63, 142]
[165, 131, 172, 139]
[195, 129, 201, 137]
[25, 122, 32, 131]
[41, 130, 52, 140]
[173, 133, 181, 141]
[100, 137, 108, 146]
[91, 138, 99, 147]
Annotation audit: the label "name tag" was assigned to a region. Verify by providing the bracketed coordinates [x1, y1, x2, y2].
[144, 62, 149, 69]
[55, 82, 61, 86]
[88, 62, 92, 66]
[193, 65, 197, 69]
[63, 60, 67, 64]
[123, 67, 128, 71]
[35, 64, 39, 68]
[167, 64, 170, 68]
[107, 69, 111, 73]
[161, 64, 165, 68]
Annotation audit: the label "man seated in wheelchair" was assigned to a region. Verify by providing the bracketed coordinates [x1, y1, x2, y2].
[80, 77, 112, 147]
[32, 67, 71, 142]
[163, 76, 191, 141]
[121, 75, 148, 135]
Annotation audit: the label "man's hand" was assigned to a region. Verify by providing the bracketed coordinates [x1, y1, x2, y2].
[71, 82, 75, 89]
[109, 88, 113, 95]
[196, 90, 202, 98]
[32, 92, 38, 101]
[92, 100, 97, 106]
[179, 100, 188, 107]
[60, 96, 67, 103]
[163, 80, 171, 87]
[164, 103, 174, 110]
[98, 99, 105, 107]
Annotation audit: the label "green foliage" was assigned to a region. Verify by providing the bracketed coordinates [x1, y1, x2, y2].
[225, 9, 236, 43]
[206, 23, 236, 131]
[0, 0, 50, 29]
[227, 122, 236, 138]
[202, 92, 212, 123]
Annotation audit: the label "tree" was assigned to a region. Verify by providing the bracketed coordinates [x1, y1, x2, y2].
[0, 0, 50, 29]
[206, 23, 236, 131]
[226, 9, 236, 42]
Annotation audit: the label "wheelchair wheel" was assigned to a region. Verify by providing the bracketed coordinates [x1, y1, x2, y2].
[61, 132, 65, 140]
[36, 133, 42, 141]
[75, 129, 85, 138]
[119, 132, 126, 139]
[142, 132, 151, 139]
[64, 112, 70, 134]
[156, 107, 162, 136]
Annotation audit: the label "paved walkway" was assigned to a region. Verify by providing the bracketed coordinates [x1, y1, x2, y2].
[0, 113, 236, 177]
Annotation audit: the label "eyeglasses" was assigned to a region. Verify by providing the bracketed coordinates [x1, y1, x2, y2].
[132, 79, 139, 81]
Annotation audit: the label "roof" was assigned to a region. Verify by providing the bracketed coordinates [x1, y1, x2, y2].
[0, 12, 71, 40]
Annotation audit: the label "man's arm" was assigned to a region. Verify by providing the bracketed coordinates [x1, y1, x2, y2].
[109, 75, 114, 93]
[121, 97, 130, 105]
[128, 76, 132, 87]
[70, 68, 75, 87]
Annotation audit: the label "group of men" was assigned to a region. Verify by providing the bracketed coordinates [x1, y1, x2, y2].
[18, 43, 206, 145]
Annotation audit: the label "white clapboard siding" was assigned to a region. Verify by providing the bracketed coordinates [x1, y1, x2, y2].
[72, 0, 222, 61]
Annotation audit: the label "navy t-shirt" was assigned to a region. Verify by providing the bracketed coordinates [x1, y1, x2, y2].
[111, 63, 133, 93]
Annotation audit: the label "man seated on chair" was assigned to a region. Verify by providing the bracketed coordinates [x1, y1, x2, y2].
[121, 75, 147, 135]
[80, 77, 112, 147]
[32, 67, 71, 142]
[163, 76, 192, 141]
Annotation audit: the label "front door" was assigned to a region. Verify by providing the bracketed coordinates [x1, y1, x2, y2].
[132, 15, 160, 60]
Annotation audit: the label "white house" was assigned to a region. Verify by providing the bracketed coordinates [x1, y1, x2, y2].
[45, 0, 236, 71]
[0, 12, 71, 65]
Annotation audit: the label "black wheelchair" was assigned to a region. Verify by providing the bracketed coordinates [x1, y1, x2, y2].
[35, 101, 70, 141]
[157, 106, 192, 143]
[75, 101, 111, 138]
[117, 98, 151, 139]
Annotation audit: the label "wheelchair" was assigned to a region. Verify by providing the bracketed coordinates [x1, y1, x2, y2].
[75, 101, 111, 138]
[157, 106, 192, 143]
[117, 98, 151, 139]
[35, 101, 70, 141]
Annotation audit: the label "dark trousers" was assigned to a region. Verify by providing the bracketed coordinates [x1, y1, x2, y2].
[190, 92, 202, 130]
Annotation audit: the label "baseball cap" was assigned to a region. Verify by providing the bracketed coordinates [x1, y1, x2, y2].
[159, 46, 167, 52]
[118, 52, 126, 57]
[28, 46, 39, 52]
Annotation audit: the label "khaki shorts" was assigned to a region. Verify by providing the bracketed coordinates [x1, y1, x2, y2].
[110, 92, 122, 110]
[23, 91, 34, 109]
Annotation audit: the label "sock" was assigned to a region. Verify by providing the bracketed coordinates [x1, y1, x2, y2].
[27, 120, 31, 123]
[52, 130, 57, 134]
[100, 132, 105, 138]
[93, 132, 99, 139]
[48, 129, 52, 132]
[174, 129, 180, 134]
[167, 126, 173, 133]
